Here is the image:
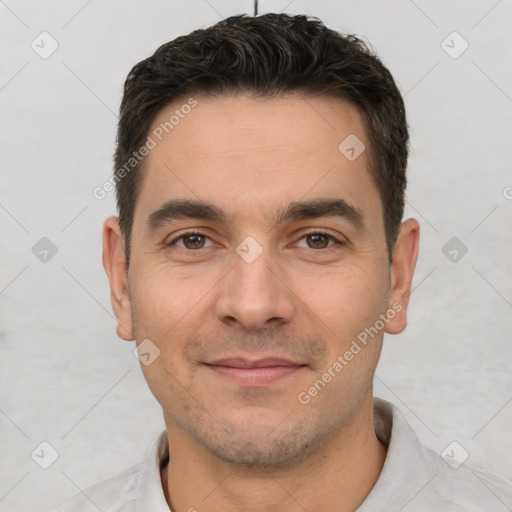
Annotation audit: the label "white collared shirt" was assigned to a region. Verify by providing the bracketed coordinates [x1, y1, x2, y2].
[51, 398, 512, 511]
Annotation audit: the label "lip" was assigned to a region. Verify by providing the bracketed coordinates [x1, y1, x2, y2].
[207, 357, 302, 368]
[204, 357, 306, 386]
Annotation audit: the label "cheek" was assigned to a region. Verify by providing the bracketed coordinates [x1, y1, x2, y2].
[292, 261, 388, 333]
[130, 271, 200, 406]
[129, 269, 195, 366]
[131, 264, 203, 326]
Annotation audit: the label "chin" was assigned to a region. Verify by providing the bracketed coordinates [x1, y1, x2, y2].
[190, 413, 333, 469]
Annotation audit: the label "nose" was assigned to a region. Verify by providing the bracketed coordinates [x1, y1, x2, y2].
[214, 240, 296, 330]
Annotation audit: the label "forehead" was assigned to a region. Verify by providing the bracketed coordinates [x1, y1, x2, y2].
[133, 92, 382, 233]
[147, 92, 367, 165]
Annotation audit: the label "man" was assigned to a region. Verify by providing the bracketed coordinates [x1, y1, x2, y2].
[54, 12, 512, 512]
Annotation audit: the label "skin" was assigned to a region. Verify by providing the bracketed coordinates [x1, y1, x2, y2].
[103, 92, 420, 512]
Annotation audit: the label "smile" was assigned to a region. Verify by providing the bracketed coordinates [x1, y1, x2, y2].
[204, 357, 307, 386]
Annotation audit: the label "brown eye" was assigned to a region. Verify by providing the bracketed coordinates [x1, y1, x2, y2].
[306, 233, 331, 249]
[181, 234, 206, 249]
[166, 231, 213, 251]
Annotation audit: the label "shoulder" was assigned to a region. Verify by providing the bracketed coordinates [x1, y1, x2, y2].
[427, 454, 512, 512]
[401, 438, 512, 511]
[49, 462, 144, 512]
[369, 399, 512, 511]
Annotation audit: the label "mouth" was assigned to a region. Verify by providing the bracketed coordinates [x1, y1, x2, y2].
[203, 357, 307, 387]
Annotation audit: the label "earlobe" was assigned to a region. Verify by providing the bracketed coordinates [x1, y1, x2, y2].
[385, 218, 420, 335]
[102, 216, 134, 341]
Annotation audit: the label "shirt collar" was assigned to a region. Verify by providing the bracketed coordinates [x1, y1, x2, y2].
[135, 428, 171, 511]
[357, 398, 439, 510]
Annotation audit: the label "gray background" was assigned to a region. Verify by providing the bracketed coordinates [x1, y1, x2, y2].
[1, 0, 511, 510]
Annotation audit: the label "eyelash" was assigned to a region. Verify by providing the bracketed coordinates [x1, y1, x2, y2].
[165, 230, 344, 254]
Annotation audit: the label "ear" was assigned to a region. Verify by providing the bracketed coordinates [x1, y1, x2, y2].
[385, 218, 420, 335]
[102, 216, 134, 341]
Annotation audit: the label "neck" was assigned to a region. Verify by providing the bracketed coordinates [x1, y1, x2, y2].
[161, 394, 386, 512]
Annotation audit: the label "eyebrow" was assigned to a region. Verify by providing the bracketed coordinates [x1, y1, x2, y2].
[146, 197, 365, 233]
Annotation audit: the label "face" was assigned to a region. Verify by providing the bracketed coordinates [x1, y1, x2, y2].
[104, 92, 418, 467]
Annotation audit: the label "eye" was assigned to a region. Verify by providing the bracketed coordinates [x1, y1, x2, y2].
[167, 231, 214, 250]
[295, 231, 342, 251]
[165, 230, 343, 254]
